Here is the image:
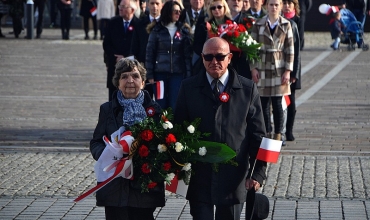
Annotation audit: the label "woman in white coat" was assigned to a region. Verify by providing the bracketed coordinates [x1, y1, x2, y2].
[97, 0, 115, 40]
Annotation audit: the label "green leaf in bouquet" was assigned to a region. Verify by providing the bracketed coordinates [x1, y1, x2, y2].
[189, 141, 236, 163]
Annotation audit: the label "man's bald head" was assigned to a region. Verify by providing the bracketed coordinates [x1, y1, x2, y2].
[202, 37, 233, 78]
[202, 37, 230, 54]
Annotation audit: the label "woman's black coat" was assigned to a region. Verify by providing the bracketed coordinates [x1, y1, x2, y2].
[145, 22, 192, 79]
[90, 90, 165, 208]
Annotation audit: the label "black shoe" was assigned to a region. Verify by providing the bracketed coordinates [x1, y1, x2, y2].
[36, 34, 41, 39]
[281, 135, 286, 146]
[286, 132, 295, 141]
[84, 36, 90, 40]
[0, 33, 5, 38]
[93, 35, 97, 40]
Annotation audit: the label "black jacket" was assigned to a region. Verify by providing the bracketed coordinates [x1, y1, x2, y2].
[174, 67, 267, 205]
[103, 16, 141, 89]
[145, 22, 193, 79]
[288, 16, 301, 90]
[90, 90, 165, 208]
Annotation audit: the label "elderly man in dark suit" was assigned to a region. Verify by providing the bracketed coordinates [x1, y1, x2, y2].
[245, 0, 266, 17]
[174, 37, 268, 220]
[103, 0, 141, 101]
[186, 0, 205, 31]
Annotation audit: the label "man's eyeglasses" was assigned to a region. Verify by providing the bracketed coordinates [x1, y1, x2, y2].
[118, 5, 131, 9]
[210, 5, 224, 10]
[173, 9, 182, 14]
[202, 53, 230, 61]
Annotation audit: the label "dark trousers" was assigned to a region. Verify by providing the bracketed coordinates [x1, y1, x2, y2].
[189, 201, 243, 220]
[83, 15, 97, 37]
[99, 18, 110, 39]
[59, 8, 72, 39]
[260, 96, 283, 134]
[49, 0, 58, 25]
[154, 73, 184, 111]
[34, 0, 46, 35]
[11, 15, 23, 38]
[105, 206, 155, 220]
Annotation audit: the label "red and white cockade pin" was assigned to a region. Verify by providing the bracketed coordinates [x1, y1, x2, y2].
[174, 31, 181, 40]
[146, 107, 155, 116]
[219, 92, 229, 102]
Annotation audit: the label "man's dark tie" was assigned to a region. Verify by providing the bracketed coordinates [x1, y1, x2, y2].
[194, 11, 199, 19]
[212, 79, 220, 98]
[253, 13, 258, 18]
[124, 21, 129, 33]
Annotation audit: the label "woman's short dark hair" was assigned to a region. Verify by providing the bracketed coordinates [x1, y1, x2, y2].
[112, 58, 147, 88]
[160, 0, 183, 26]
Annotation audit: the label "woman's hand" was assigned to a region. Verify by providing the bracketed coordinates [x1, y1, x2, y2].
[251, 68, 260, 84]
[282, 70, 290, 85]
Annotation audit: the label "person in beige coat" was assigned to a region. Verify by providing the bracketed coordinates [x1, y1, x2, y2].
[250, 0, 294, 141]
[97, 0, 115, 40]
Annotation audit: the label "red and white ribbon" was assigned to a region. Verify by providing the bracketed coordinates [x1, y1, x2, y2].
[73, 131, 134, 202]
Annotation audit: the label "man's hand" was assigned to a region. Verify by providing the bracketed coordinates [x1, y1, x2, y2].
[148, 79, 155, 84]
[251, 68, 260, 84]
[246, 178, 261, 191]
[115, 54, 124, 63]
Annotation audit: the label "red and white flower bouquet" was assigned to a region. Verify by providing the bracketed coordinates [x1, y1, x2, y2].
[206, 20, 262, 62]
[129, 108, 236, 193]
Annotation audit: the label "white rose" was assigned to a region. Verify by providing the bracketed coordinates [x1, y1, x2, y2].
[187, 125, 195, 133]
[175, 142, 184, 152]
[182, 163, 191, 171]
[163, 121, 173, 129]
[198, 147, 207, 156]
[166, 173, 175, 182]
[246, 37, 253, 46]
[158, 144, 167, 153]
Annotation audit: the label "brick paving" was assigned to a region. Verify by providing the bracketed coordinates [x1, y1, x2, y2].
[0, 27, 370, 219]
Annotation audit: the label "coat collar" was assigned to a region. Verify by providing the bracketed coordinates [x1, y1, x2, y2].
[194, 66, 242, 100]
[256, 16, 290, 42]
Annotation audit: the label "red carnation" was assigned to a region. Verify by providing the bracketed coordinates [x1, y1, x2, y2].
[226, 31, 233, 37]
[141, 129, 154, 141]
[246, 23, 252, 29]
[141, 163, 151, 174]
[148, 182, 157, 189]
[233, 31, 240, 37]
[165, 133, 176, 144]
[226, 20, 233, 24]
[163, 162, 171, 171]
[139, 145, 149, 157]
[238, 24, 246, 32]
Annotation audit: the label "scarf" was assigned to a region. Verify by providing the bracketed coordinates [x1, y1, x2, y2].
[283, 10, 296, 19]
[117, 90, 147, 127]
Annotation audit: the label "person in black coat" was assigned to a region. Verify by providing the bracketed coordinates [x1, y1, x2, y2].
[174, 37, 268, 220]
[58, 0, 73, 40]
[131, 0, 164, 98]
[90, 58, 165, 220]
[79, 0, 98, 39]
[298, 0, 311, 50]
[282, 0, 301, 142]
[145, 0, 192, 110]
[103, 0, 141, 101]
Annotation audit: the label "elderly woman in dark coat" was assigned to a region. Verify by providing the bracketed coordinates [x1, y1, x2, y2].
[145, 0, 192, 110]
[90, 58, 164, 220]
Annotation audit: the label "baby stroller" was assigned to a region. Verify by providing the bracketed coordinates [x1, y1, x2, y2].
[340, 8, 369, 51]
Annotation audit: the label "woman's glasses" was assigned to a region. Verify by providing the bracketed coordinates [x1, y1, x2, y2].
[173, 9, 182, 15]
[210, 5, 224, 10]
[202, 53, 229, 61]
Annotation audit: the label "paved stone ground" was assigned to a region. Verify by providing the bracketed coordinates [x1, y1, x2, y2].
[1, 27, 370, 219]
